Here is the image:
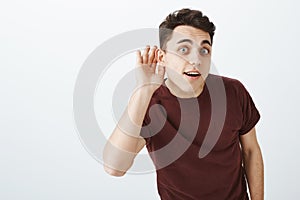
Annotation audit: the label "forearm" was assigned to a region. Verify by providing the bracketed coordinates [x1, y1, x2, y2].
[243, 148, 264, 200]
[103, 87, 154, 175]
[109, 87, 153, 150]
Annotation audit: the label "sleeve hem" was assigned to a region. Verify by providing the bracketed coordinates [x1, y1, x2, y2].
[239, 112, 261, 135]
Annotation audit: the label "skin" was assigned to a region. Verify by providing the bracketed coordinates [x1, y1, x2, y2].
[103, 45, 163, 176]
[240, 127, 264, 200]
[157, 25, 212, 98]
[103, 25, 264, 200]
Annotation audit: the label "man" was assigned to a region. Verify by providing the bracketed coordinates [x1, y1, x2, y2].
[103, 8, 264, 200]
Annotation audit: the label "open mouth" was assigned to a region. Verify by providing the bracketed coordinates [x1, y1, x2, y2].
[183, 71, 201, 77]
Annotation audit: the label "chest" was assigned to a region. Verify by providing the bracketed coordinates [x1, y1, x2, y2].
[148, 94, 243, 152]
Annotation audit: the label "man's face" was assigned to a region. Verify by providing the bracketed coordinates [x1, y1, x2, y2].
[161, 25, 212, 94]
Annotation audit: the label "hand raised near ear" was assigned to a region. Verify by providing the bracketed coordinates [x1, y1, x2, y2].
[135, 45, 165, 93]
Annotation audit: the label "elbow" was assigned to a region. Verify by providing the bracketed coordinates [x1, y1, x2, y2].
[104, 165, 126, 177]
[103, 142, 135, 177]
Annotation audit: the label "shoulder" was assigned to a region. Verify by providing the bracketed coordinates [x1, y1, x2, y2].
[151, 80, 177, 101]
[207, 74, 254, 108]
[208, 73, 242, 85]
[207, 73, 245, 92]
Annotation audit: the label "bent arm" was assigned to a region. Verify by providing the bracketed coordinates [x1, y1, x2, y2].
[103, 88, 153, 176]
[240, 127, 264, 200]
[103, 46, 164, 176]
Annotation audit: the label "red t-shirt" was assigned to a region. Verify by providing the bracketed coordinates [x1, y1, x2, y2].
[140, 74, 260, 200]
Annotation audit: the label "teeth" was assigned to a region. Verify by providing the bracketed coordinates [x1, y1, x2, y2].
[186, 72, 199, 75]
[184, 71, 201, 77]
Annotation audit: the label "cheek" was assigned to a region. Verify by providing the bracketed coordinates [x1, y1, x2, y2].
[165, 54, 186, 67]
[201, 57, 211, 65]
[203, 58, 210, 64]
[201, 60, 211, 73]
[165, 66, 180, 76]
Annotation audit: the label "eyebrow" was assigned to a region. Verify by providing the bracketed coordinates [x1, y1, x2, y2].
[177, 39, 212, 46]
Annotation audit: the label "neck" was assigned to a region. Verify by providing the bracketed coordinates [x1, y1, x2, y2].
[165, 78, 205, 98]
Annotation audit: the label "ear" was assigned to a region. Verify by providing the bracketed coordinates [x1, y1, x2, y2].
[155, 48, 166, 66]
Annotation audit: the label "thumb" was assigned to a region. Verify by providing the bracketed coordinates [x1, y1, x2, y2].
[157, 64, 165, 79]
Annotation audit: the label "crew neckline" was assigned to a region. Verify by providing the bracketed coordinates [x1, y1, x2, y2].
[161, 74, 210, 100]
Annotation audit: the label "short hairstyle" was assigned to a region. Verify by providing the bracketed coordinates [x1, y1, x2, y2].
[159, 8, 216, 50]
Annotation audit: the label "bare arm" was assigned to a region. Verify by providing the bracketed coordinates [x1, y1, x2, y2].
[240, 127, 264, 200]
[103, 46, 165, 176]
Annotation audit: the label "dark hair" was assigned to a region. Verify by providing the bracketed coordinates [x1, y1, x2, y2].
[159, 8, 216, 50]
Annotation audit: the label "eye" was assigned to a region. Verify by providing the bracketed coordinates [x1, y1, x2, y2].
[178, 47, 189, 54]
[200, 48, 210, 55]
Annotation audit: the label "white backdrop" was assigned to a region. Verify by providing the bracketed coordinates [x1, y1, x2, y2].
[1, 0, 300, 199]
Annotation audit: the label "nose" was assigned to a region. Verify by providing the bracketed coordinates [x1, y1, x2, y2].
[188, 49, 202, 66]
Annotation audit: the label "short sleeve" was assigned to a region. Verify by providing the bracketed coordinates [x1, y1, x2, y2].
[238, 82, 261, 135]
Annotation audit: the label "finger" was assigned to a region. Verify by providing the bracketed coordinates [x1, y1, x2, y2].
[150, 48, 159, 69]
[136, 50, 142, 65]
[148, 46, 157, 65]
[142, 45, 150, 64]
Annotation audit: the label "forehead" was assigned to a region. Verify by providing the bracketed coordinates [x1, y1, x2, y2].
[166, 25, 211, 47]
